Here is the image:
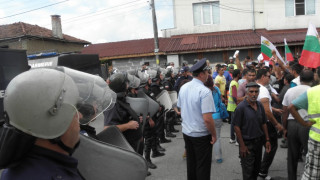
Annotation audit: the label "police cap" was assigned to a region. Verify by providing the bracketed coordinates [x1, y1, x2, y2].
[246, 82, 260, 88]
[180, 66, 189, 73]
[190, 58, 210, 73]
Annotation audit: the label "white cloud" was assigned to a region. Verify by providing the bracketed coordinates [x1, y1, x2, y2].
[0, 0, 174, 43]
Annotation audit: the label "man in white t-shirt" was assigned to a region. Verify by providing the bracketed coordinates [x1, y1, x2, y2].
[282, 70, 314, 180]
[256, 69, 284, 179]
[290, 63, 304, 88]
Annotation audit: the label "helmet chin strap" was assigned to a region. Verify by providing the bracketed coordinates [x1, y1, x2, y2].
[49, 138, 80, 155]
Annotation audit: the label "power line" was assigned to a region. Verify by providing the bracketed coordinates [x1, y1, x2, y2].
[0, 0, 69, 20]
[1, 0, 42, 11]
[61, 8, 150, 36]
[62, 6, 149, 26]
[61, 0, 147, 24]
[157, 3, 262, 14]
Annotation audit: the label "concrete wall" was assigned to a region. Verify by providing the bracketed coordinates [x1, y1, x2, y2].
[0, 39, 85, 55]
[26, 39, 85, 54]
[111, 55, 167, 72]
[0, 40, 23, 49]
[162, 0, 320, 37]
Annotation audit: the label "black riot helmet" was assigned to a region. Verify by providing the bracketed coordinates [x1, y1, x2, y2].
[109, 73, 128, 93]
[165, 68, 173, 78]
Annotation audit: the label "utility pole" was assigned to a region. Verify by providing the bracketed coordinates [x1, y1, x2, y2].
[150, 0, 160, 65]
[251, 0, 255, 31]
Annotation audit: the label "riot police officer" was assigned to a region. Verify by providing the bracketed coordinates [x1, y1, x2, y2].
[162, 69, 176, 91]
[138, 73, 166, 169]
[104, 73, 143, 155]
[0, 67, 115, 180]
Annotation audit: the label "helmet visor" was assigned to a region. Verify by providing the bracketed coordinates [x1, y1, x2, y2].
[127, 73, 140, 89]
[56, 67, 117, 125]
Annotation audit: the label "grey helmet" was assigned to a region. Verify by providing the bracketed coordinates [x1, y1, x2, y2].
[4, 67, 116, 139]
[127, 73, 141, 89]
[138, 71, 149, 87]
[109, 73, 127, 93]
[146, 69, 159, 82]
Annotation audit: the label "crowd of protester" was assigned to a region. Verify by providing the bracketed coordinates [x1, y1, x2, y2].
[205, 51, 320, 180]
[107, 53, 320, 179]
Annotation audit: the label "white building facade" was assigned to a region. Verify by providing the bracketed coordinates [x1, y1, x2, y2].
[163, 0, 320, 37]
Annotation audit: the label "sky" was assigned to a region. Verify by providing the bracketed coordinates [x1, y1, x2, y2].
[0, 0, 174, 44]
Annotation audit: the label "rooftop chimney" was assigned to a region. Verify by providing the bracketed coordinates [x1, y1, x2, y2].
[51, 15, 63, 39]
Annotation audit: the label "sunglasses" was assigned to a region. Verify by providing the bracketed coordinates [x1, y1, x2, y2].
[249, 90, 259, 93]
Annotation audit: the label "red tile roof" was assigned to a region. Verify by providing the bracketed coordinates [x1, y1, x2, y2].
[82, 28, 316, 60]
[82, 38, 171, 60]
[0, 22, 90, 44]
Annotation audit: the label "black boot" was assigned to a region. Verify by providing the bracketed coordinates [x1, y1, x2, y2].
[166, 120, 176, 138]
[151, 150, 165, 158]
[168, 116, 179, 133]
[157, 144, 165, 152]
[160, 127, 172, 143]
[160, 137, 171, 143]
[145, 151, 157, 169]
[166, 131, 176, 138]
[146, 161, 157, 169]
[170, 125, 179, 133]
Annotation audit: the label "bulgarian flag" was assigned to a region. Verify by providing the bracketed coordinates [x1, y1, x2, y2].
[284, 38, 294, 61]
[261, 36, 286, 65]
[299, 23, 320, 68]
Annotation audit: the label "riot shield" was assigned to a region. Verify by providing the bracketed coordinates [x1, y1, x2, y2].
[156, 90, 172, 111]
[146, 69, 157, 79]
[97, 126, 134, 151]
[74, 132, 147, 180]
[125, 97, 148, 128]
[137, 90, 159, 117]
[168, 91, 178, 105]
[127, 69, 138, 76]
[159, 68, 167, 76]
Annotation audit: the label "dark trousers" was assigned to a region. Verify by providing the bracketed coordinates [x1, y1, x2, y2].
[155, 114, 165, 138]
[144, 124, 156, 155]
[240, 137, 263, 180]
[260, 122, 278, 175]
[287, 120, 310, 180]
[230, 112, 235, 140]
[183, 134, 213, 180]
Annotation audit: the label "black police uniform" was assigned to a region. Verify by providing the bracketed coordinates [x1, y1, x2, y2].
[104, 95, 143, 155]
[162, 77, 175, 91]
[141, 87, 165, 151]
[1, 146, 84, 180]
[173, 75, 193, 93]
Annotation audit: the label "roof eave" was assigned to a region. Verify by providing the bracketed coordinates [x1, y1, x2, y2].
[0, 35, 90, 45]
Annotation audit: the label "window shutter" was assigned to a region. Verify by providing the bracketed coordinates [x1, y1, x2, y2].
[202, 4, 211, 24]
[193, 4, 202, 25]
[285, 0, 294, 17]
[306, 0, 315, 15]
[212, 2, 220, 24]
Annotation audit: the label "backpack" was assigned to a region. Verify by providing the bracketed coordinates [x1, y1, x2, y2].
[212, 87, 229, 119]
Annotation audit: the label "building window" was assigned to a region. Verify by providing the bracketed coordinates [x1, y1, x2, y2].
[193, 2, 220, 25]
[285, 0, 315, 17]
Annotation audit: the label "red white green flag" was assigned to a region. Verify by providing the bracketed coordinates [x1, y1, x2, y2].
[299, 23, 320, 68]
[284, 38, 294, 61]
[261, 36, 285, 64]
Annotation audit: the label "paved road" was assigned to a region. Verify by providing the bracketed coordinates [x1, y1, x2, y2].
[0, 117, 305, 180]
[146, 122, 305, 180]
